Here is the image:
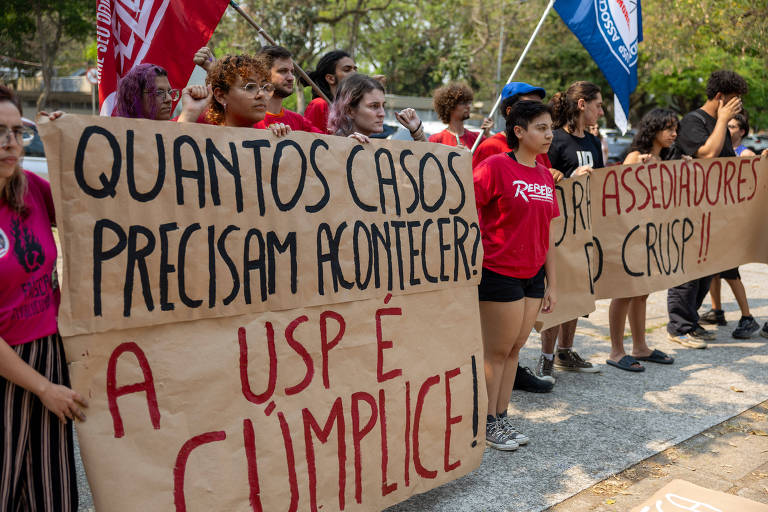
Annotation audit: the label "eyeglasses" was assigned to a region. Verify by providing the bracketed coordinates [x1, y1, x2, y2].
[145, 88, 180, 101]
[240, 82, 275, 96]
[0, 125, 35, 147]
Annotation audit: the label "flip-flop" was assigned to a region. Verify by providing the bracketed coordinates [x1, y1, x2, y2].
[634, 349, 674, 365]
[606, 355, 645, 372]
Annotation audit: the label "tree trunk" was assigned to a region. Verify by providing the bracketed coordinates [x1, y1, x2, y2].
[347, 0, 364, 56]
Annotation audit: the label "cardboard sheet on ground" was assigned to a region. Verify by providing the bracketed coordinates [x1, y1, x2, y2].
[39, 115, 486, 511]
[630, 479, 768, 511]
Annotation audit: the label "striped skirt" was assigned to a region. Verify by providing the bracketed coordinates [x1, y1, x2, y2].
[1, 333, 78, 511]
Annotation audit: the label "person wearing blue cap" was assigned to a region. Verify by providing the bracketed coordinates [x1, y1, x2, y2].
[473, 82, 554, 171]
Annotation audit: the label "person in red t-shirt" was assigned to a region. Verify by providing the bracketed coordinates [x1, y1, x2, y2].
[304, 50, 358, 134]
[206, 54, 290, 137]
[254, 45, 323, 133]
[474, 101, 559, 451]
[473, 82, 563, 183]
[428, 82, 493, 149]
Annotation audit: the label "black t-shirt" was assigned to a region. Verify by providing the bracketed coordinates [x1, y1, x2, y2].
[547, 129, 605, 177]
[674, 108, 735, 158]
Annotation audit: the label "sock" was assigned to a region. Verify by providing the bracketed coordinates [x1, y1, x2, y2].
[497, 410, 508, 419]
[542, 352, 554, 361]
[487, 414, 496, 424]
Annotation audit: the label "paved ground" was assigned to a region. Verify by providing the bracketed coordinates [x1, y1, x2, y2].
[75, 264, 768, 511]
[548, 401, 768, 511]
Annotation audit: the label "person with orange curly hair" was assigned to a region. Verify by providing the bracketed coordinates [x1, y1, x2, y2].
[428, 82, 492, 149]
[205, 54, 290, 137]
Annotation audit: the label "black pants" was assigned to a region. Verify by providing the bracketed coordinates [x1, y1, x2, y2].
[667, 276, 714, 335]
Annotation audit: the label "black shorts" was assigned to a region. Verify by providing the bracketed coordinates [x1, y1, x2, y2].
[718, 267, 740, 280]
[478, 266, 546, 302]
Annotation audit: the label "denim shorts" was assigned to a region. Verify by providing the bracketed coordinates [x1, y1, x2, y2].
[478, 266, 546, 302]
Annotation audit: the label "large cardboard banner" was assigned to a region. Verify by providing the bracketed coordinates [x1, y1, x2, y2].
[39, 115, 487, 511]
[539, 156, 768, 329]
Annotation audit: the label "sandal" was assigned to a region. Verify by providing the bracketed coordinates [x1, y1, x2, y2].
[634, 349, 674, 365]
[606, 355, 645, 372]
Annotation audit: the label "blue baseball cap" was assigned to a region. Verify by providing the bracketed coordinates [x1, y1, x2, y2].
[501, 82, 546, 100]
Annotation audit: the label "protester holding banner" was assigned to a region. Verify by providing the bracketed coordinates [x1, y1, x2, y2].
[114, 63, 211, 122]
[206, 54, 290, 136]
[429, 82, 493, 149]
[473, 81, 560, 394]
[328, 73, 425, 142]
[668, 70, 753, 347]
[304, 50, 358, 134]
[536, 81, 604, 382]
[254, 46, 323, 133]
[474, 100, 559, 450]
[607, 108, 680, 371]
[472, 82, 561, 181]
[0, 85, 87, 511]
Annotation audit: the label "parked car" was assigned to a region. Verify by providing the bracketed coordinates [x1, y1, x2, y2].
[742, 135, 768, 154]
[602, 129, 635, 164]
[20, 118, 48, 179]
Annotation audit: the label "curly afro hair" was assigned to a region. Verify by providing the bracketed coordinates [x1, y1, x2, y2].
[432, 83, 473, 124]
[705, 70, 748, 100]
[206, 54, 270, 125]
[629, 108, 679, 158]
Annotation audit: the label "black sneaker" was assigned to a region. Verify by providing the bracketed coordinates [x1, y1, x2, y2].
[514, 365, 554, 393]
[554, 349, 599, 373]
[732, 316, 760, 339]
[761, 322, 768, 339]
[700, 308, 726, 326]
[691, 326, 716, 341]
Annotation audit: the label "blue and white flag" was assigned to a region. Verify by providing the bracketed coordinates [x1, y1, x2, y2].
[554, 0, 642, 133]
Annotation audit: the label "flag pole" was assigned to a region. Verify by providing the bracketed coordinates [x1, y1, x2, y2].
[471, 0, 555, 154]
[229, 0, 332, 104]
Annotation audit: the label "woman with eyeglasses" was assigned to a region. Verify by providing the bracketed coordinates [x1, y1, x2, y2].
[0, 84, 88, 510]
[205, 54, 290, 137]
[114, 63, 210, 122]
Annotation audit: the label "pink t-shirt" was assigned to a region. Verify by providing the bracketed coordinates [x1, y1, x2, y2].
[0, 171, 60, 345]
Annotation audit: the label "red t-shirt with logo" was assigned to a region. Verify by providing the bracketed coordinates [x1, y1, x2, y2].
[304, 98, 331, 134]
[472, 132, 553, 169]
[0, 171, 60, 345]
[473, 153, 560, 278]
[255, 108, 323, 133]
[428, 129, 481, 148]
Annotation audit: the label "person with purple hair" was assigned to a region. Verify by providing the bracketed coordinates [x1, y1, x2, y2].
[114, 63, 210, 122]
[328, 73, 425, 143]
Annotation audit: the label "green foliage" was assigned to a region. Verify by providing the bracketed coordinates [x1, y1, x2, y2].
[4, 0, 765, 128]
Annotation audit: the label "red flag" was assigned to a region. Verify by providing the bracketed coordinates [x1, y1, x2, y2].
[95, 0, 229, 116]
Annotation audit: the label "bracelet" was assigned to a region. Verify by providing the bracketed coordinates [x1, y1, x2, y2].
[409, 121, 423, 135]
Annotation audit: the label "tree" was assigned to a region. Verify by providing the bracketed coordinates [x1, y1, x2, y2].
[0, 0, 92, 111]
